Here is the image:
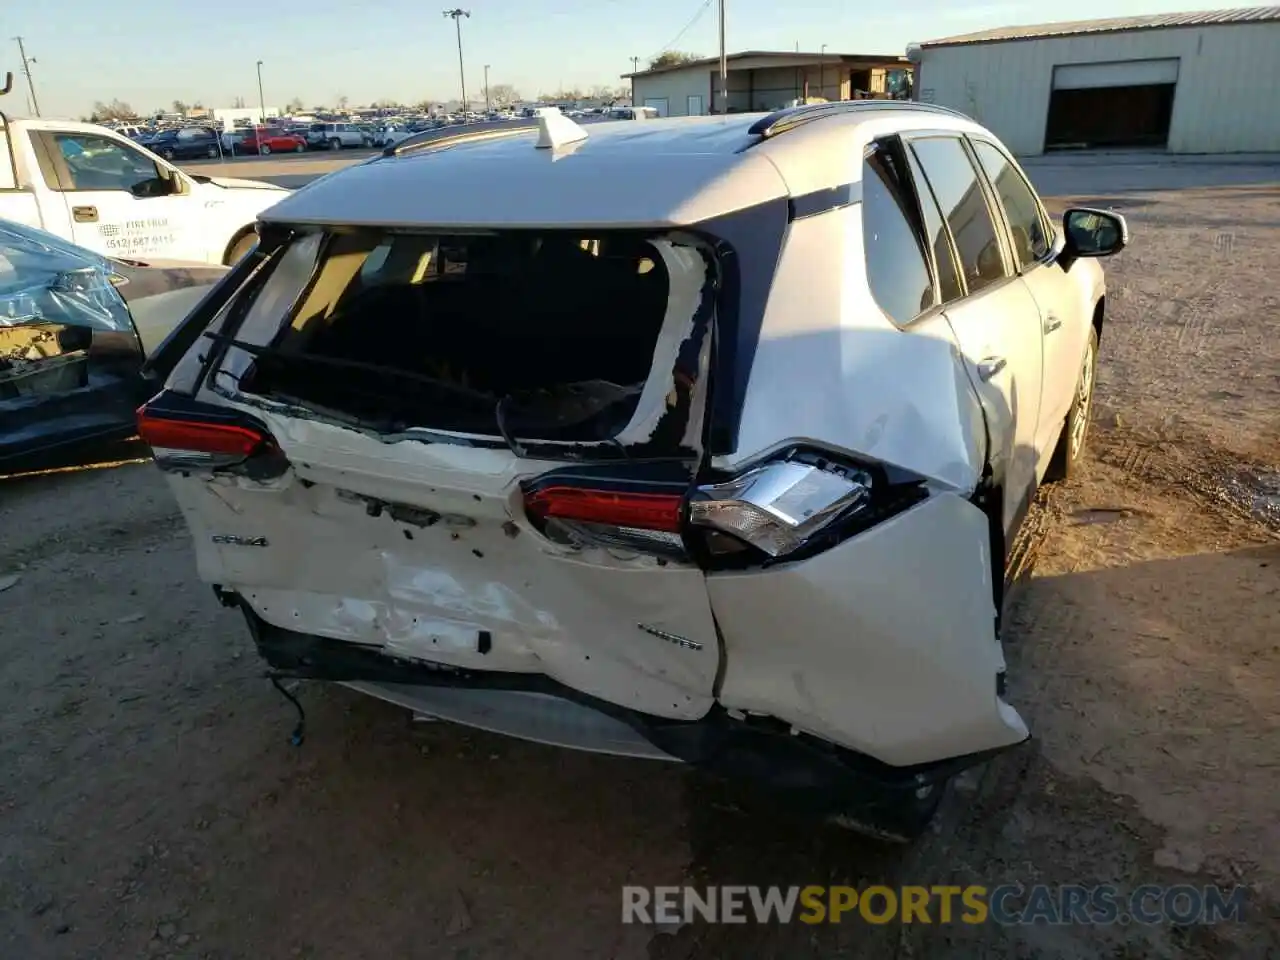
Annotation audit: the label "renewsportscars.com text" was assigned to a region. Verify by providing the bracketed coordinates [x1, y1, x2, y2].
[622, 884, 1247, 926]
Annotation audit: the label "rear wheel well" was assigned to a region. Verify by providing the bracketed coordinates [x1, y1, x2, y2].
[1092, 296, 1105, 343]
[223, 227, 257, 266]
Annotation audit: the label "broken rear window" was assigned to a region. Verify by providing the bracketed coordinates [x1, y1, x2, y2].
[222, 229, 715, 443]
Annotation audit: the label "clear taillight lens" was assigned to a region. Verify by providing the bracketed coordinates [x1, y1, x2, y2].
[688, 460, 872, 558]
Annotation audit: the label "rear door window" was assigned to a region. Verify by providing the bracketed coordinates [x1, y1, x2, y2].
[903, 147, 963, 304]
[861, 143, 935, 325]
[971, 139, 1051, 271]
[907, 136, 1008, 296]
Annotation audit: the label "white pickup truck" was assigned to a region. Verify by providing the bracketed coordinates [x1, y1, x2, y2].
[1, 74, 288, 265]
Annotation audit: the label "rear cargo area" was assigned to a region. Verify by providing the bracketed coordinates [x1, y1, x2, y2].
[238, 231, 701, 441]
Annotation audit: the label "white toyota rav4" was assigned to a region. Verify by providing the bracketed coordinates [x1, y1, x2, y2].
[139, 104, 1127, 840]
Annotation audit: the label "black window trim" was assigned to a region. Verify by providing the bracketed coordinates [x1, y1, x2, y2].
[900, 130, 1020, 303]
[861, 135, 948, 328]
[966, 135, 1058, 274]
[901, 139, 968, 305]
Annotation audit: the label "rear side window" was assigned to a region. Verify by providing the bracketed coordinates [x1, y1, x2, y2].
[908, 136, 1008, 296]
[971, 140, 1050, 270]
[861, 146, 934, 325]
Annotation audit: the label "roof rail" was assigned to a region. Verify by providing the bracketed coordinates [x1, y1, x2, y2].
[383, 117, 541, 157]
[747, 100, 972, 140]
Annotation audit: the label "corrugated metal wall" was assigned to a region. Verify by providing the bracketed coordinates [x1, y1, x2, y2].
[917, 22, 1280, 154]
[630, 71, 711, 117]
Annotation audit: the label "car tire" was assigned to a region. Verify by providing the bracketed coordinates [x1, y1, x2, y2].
[329, 138, 342, 151]
[162, 148, 175, 160]
[1043, 325, 1099, 484]
[295, 142, 305, 153]
[206, 145, 218, 158]
[260, 144, 271, 156]
[224, 231, 259, 266]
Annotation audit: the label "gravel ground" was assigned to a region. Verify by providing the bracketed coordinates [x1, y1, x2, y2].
[1, 159, 1278, 960]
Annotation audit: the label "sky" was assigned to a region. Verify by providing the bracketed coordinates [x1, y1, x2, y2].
[7, 0, 1246, 117]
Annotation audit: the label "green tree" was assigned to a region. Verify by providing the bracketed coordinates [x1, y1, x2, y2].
[648, 51, 700, 70]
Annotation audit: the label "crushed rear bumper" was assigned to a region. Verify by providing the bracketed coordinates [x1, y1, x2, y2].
[231, 594, 1018, 814]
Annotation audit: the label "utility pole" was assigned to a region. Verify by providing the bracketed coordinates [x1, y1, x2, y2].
[443, 9, 471, 112]
[717, 0, 727, 114]
[483, 63, 490, 112]
[820, 43, 827, 101]
[255, 60, 266, 124]
[630, 57, 639, 106]
[13, 36, 40, 117]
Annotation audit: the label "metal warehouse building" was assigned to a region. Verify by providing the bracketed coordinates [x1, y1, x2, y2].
[909, 7, 1280, 155]
[624, 51, 911, 117]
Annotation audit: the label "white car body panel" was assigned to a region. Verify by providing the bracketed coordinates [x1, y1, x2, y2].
[725, 206, 987, 491]
[710, 492, 1026, 767]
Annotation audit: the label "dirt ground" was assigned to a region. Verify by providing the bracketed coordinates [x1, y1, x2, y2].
[2, 159, 1278, 960]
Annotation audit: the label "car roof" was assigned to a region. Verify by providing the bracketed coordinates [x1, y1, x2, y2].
[261, 103, 988, 230]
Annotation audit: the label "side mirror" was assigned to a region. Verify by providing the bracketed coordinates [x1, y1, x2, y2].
[1062, 207, 1129, 258]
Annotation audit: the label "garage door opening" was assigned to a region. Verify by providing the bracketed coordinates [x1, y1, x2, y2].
[1044, 58, 1179, 151]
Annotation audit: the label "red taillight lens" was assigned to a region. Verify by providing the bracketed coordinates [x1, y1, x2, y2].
[523, 486, 684, 533]
[136, 405, 272, 458]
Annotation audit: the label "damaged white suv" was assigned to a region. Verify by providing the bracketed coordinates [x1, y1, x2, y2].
[139, 105, 1127, 840]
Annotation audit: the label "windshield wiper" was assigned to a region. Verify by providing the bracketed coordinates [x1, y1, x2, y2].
[201, 331, 496, 404]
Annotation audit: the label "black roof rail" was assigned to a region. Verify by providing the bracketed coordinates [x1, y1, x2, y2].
[383, 117, 540, 157]
[383, 113, 621, 158]
[747, 100, 972, 140]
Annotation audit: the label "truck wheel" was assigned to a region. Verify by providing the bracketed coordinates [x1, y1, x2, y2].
[260, 144, 272, 156]
[225, 231, 258, 266]
[329, 138, 342, 151]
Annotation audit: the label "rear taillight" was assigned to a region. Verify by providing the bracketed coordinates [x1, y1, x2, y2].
[523, 486, 683, 532]
[688, 460, 873, 558]
[136, 402, 276, 472]
[521, 452, 922, 566]
[521, 478, 688, 558]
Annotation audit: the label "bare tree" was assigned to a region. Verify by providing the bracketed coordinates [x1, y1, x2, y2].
[171, 99, 188, 114]
[286, 97, 305, 113]
[487, 83, 519, 107]
[336, 94, 349, 110]
[648, 51, 700, 69]
[233, 96, 247, 108]
[90, 99, 136, 121]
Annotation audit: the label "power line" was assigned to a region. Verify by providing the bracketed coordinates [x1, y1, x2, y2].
[648, 0, 712, 63]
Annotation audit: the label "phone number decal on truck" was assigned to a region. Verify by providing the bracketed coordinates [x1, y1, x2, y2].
[100, 218, 174, 253]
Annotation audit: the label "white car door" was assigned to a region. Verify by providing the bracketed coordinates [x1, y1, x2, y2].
[969, 138, 1089, 466]
[904, 133, 1045, 535]
[37, 130, 202, 263]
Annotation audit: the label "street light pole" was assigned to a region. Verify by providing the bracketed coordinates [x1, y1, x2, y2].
[13, 36, 40, 117]
[717, 0, 727, 114]
[630, 56, 639, 106]
[484, 63, 490, 112]
[255, 60, 266, 123]
[442, 9, 471, 112]
[820, 43, 827, 101]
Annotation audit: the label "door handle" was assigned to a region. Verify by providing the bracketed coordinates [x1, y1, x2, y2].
[1044, 313, 1063, 334]
[977, 356, 1007, 382]
[72, 205, 99, 223]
